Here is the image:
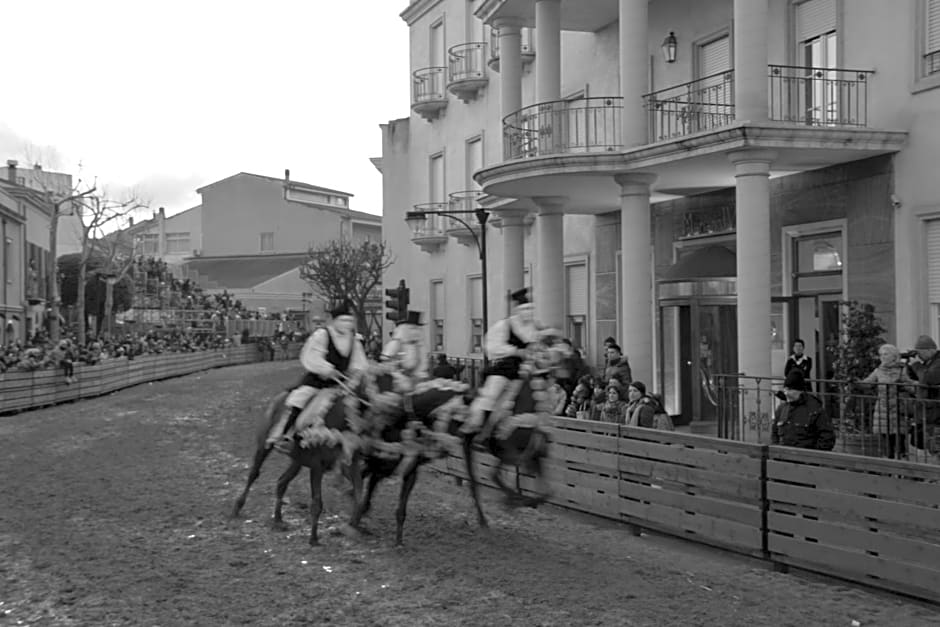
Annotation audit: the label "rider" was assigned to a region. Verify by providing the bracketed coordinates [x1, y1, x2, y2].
[381, 310, 428, 391]
[462, 287, 543, 443]
[265, 300, 368, 448]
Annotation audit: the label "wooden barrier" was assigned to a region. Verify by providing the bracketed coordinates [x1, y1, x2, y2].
[766, 446, 940, 601]
[0, 345, 263, 415]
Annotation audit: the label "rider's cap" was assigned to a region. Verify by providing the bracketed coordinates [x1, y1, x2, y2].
[510, 287, 530, 306]
[329, 300, 354, 317]
[397, 311, 424, 326]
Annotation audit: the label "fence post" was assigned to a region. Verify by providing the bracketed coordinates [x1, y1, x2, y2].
[759, 444, 769, 561]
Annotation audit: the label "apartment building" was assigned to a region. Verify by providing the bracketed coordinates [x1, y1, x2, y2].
[383, 0, 940, 429]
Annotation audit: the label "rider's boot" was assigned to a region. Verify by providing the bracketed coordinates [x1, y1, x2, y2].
[266, 405, 301, 449]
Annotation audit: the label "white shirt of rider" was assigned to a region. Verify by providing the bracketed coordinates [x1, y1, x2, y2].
[299, 321, 368, 378]
[382, 323, 427, 378]
[485, 312, 540, 361]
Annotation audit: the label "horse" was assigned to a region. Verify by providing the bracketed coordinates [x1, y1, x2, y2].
[230, 379, 368, 546]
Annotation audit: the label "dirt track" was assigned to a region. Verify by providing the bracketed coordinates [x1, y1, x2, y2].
[1, 361, 939, 626]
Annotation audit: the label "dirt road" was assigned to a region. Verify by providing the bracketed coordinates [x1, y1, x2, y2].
[1, 362, 938, 626]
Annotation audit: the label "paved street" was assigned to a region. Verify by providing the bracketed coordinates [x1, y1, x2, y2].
[1, 362, 939, 626]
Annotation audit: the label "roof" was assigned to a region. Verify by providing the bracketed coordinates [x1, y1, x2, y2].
[182, 253, 309, 289]
[196, 172, 353, 198]
[0, 179, 51, 214]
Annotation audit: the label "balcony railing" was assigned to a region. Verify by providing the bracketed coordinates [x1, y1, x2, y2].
[488, 27, 535, 72]
[409, 202, 448, 252]
[411, 67, 447, 121]
[643, 71, 735, 143]
[768, 64, 873, 127]
[447, 43, 488, 102]
[503, 96, 623, 160]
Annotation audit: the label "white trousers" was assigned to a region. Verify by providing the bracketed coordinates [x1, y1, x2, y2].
[466, 375, 510, 431]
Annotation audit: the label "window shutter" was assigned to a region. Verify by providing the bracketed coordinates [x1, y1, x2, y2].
[432, 281, 445, 319]
[928, 221, 940, 302]
[469, 277, 482, 318]
[928, 0, 940, 54]
[566, 263, 587, 316]
[796, 0, 837, 43]
[699, 35, 731, 78]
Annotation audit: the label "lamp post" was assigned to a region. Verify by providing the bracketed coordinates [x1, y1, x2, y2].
[405, 205, 490, 369]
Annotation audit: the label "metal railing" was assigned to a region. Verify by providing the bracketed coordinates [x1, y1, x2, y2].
[412, 66, 447, 104]
[715, 374, 940, 465]
[768, 64, 873, 127]
[925, 50, 940, 76]
[502, 96, 623, 160]
[488, 27, 535, 70]
[409, 203, 448, 238]
[448, 42, 486, 84]
[643, 70, 735, 143]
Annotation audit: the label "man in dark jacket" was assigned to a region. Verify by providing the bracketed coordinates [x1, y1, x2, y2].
[430, 353, 458, 379]
[604, 344, 632, 389]
[909, 334, 940, 425]
[772, 369, 835, 450]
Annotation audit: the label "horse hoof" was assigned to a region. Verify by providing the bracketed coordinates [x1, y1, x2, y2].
[309, 538, 320, 547]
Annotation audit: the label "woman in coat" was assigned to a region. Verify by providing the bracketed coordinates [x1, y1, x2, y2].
[860, 343, 915, 459]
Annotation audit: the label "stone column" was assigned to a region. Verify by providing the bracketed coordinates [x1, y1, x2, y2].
[501, 211, 528, 316]
[733, 0, 769, 122]
[533, 197, 566, 330]
[730, 150, 776, 378]
[535, 0, 561, 102]
[495, 18, 523, 120]
[619, 0, 648, 147]
[615, 173, 657, 385]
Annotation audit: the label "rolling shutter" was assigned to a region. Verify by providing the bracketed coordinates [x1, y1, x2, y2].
[928, 0, 940, 55]
[796, 0, 837, 43]
[699, 35, 731, 78]
[469, 276, 483, 318]
[566, 263, 587, 316]
[927, 220, 940, 302]
[432, 281, 445, 320]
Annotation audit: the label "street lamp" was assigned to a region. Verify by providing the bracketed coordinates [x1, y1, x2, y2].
[405, 201, 490, 369]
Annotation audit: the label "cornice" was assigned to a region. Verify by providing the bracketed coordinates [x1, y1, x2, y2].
[400, 0, 444, 26]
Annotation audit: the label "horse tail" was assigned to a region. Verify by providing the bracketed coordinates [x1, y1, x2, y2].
[256, 390, 289, 447]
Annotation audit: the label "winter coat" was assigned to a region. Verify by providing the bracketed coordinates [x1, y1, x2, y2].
[772, 392, 835, 450]
[909, 353, 940, 425]
[604, 358, 632, 388]
[625, 396, 658, 428]
[861, 363, 915, 435]
[598, 400, 628, 423]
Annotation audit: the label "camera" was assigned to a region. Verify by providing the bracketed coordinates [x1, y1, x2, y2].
[900, 350, 919, 360]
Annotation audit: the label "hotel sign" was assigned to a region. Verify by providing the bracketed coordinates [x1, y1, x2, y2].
[677, 203, 735, 240]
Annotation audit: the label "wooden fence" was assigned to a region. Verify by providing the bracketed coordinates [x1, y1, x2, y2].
[435, 417, 940, 603]
[0, 345, 264, 414]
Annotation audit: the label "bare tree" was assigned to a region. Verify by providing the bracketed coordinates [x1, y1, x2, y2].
[92, 223, 140, 338]
[299, 239, 394, 334]
[73, 190, 148, 341]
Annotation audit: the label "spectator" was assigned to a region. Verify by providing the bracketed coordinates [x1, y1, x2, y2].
[907, 334, 940, 459]
[588, 382, 607, 421]
[598, 381, 629, 423]
[784, 339, 813, 390]
[431, 353, 458, 379]
[604, 344, 632, 388]
[860, 343, 914, 459]
[49, 339, 76, 384]
[544, 379, 569, 416]
[602, 336, 617, 370]
[556, 338, 587, 401]
[625, 381, 657, 428]
[772, 369, 835, 450]
[565, 376, 594, 419]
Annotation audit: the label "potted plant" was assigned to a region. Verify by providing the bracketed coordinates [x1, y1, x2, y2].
[827, 300, 886, 455]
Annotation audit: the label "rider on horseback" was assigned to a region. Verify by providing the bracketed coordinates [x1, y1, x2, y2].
[380, 310, 428, 391]
[461, 287, 544, 443]
[265, 300, 368, 449]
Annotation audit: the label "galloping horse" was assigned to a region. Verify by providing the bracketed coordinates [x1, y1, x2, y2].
[230, 379, 367, 546]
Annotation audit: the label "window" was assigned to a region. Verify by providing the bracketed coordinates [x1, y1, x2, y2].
[465, 136, 483, 189]
[430, 19, 445, 67]
[694, 33, 733, 132]
[794, 0, 839, 124]
[165, 232, 191, 253]
[565, 262, 588, 351]
[924, 0, 940, 78]
[431, 280, 445, 351]
[430, 153, 445, 203]
[139, 233, 159, 254]
[260, 232, 274, 252]
[927, 220, 940, 338]
[469, 276, 483, 353]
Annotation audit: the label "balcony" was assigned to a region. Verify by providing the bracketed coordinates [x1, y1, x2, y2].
[487, 27, 535, 72]
[408, 203, 448, 253]
[643, 65, 876, 144]
[446, 191, 485, 247]
[503, 96, 623, 160]
[447, 43, 488, 103]
[411, 67, 447, 122]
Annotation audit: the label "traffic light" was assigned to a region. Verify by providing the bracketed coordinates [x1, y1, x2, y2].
[385, 279, 410, 323]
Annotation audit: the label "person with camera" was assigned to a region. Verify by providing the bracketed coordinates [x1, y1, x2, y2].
[904, 335, 940, 461]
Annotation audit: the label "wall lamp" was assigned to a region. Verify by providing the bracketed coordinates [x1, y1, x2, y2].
[662, 31, 678, 64]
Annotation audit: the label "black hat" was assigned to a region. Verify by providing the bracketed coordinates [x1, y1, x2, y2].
[783, 369, 805, 390]
[510, 287, 530, 306]
[628, 381, 646, 396]
[328, 300, 353, 318]
[397, 311, 424, 326]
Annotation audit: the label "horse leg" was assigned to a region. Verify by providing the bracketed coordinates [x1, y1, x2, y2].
[461, 436, 488, 528]
[272, 459, 302, 530]
[523, 454, 551, 508]
[308, 462, 326, 546]
[231, 443, 272, 518]
[395, 461, 420, 547]
[491, 461, 523, 507]
[351, 471, 381, 529]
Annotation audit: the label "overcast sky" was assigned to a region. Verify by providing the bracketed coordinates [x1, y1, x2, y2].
[0, 1, 409, 219]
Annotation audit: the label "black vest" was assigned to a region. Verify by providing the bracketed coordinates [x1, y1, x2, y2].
[300, 328, 352, 389]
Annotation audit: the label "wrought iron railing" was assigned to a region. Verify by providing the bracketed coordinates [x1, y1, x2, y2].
[643, 71, 735, 143]
[715, 374, 940, 465]
[768, 64, 873, 127]
[448, 190, 484, 212]
[409, 203, 448, 238]
[503, 96, 623, 160]
[925, 50, 940, 76]
[488, 27, 535, 71]
[448, 42, 486, 83]
[412, 67, 447, 104]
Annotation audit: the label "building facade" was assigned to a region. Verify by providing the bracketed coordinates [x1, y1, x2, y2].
[383, 0, 940, 430]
